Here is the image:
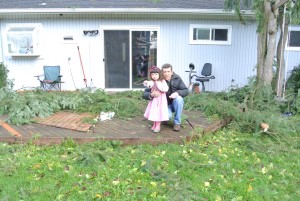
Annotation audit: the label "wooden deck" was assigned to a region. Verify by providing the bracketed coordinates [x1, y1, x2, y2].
[0, 111, 231, 146]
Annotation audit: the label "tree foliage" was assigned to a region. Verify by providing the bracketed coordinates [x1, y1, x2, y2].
[224, 0, 300, 95]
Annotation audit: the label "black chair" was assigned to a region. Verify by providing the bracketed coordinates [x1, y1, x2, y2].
[195, 63, 215, 92]
[35, 65, 64, 91]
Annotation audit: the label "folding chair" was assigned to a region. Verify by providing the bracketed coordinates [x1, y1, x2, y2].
[35, 65, 64, 91]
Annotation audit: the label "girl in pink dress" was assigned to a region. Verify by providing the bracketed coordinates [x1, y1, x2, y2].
[143, 66, 169, 133]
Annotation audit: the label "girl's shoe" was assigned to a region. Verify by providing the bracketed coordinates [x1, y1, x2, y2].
[151, 123, 156, 131]
[153, 123, 160, 133]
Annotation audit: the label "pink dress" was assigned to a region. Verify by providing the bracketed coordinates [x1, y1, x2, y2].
[144, 80, 169, 121]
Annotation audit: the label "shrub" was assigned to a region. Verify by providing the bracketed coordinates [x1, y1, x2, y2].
[0, 89, 146, 125]
[284, 64, 300, 114]
[286, 64, 300, 94]
[0, 62, 8, 88]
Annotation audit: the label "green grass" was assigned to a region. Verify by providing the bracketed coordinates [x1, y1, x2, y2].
[0, 86, 299, 200]
[0, 129, 299, 200]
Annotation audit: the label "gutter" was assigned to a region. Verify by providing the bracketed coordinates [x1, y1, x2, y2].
[0, 8, 254, 16]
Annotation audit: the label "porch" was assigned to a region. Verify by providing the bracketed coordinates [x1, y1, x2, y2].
[0, 110, 231, 146]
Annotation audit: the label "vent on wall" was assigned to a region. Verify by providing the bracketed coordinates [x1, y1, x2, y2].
[63, 35, 73, 40]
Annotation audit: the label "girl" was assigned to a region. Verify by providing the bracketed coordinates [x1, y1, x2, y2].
[143, 66, 169, 132]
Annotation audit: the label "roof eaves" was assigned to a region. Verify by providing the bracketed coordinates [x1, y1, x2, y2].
[0, 8, 254, 16]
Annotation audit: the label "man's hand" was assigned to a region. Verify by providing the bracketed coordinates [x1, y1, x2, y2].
[169, 92, 179, 99]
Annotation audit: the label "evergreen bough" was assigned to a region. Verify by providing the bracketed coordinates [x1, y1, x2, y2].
[0, 63, 8, 88]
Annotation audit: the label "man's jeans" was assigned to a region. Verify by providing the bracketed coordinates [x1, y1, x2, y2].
[168, 96, 184, 125]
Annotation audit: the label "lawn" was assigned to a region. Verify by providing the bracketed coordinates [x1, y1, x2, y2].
[0, 125, 299, 200]
[0, 86, 299, 200]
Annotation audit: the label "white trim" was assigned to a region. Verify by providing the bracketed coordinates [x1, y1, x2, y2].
[286, 26, 300, 52]
[189, 24, 232, 45]
[5, 23, 42, 56]
[5, 23, 42, 29]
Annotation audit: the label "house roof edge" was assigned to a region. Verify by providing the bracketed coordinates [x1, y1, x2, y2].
[0, 8, 254, 16]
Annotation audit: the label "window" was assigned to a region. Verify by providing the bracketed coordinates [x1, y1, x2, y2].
[189, 24, 232, 45]
[6, 24, 41, 56]
[286, 27, 300, 51]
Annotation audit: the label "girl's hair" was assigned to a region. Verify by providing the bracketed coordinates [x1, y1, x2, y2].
[149, 66, 163, 80]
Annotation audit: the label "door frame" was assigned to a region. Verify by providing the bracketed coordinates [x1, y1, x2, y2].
[100, 25, 160, 91]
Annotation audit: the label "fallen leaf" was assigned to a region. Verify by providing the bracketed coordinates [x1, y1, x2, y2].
[247, 184, 253, 192]
[33, 163, 41, 169]
[204, 182, 210, 187]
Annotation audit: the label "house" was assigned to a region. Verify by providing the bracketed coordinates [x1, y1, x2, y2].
[0, 0, 299, 92]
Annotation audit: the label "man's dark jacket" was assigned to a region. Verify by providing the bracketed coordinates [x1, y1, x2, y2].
[143, 73, 189, 104]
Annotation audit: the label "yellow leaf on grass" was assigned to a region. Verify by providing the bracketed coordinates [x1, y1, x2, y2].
[261, 167, 267, 174]
[150, 182, 157, 187]
[247, 184, 253, 192]
[33, 163, 41, 169]
[150, 192, 157, 198]
[204, 182, 210, 187]
[215, 196, 222, 201]
[96, 193, 102, 198]
[208, 160, 214, 164]
[112, 180, 120, 185]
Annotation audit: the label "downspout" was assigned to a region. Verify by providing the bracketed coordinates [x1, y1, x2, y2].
[282, 17, 292, 99]
[276, 3, 286, 97]
[283, 1, 296, 99]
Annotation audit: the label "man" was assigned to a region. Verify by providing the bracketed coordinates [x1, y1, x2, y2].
[134, 53, 144, 77]
[143, 63, 189, 131]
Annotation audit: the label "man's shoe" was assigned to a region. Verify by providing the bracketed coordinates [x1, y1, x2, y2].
[173, 124, 181, 132]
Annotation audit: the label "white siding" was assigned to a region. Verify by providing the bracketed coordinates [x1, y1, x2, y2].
[285, 50, 300, 80]
[0, 13, 299, 91]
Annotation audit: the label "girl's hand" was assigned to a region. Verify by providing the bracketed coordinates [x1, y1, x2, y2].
[143, 80, 148, 87]
[151, 90, 160, 98]
[143, 80, 154, 88]
[156, 80, 169, 92]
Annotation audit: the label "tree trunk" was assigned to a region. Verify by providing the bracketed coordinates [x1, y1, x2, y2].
[275, 7, 289, 97]
[257, 24, 268, 83]
[260, 1, 279, 86]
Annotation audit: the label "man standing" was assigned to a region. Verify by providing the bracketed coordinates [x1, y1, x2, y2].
[143, 63, 189, 131]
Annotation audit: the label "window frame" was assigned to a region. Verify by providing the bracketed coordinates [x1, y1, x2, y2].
[6, 23, 42, 57]
[189, 24, 232, 45]
[286, 26, 300, 51]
